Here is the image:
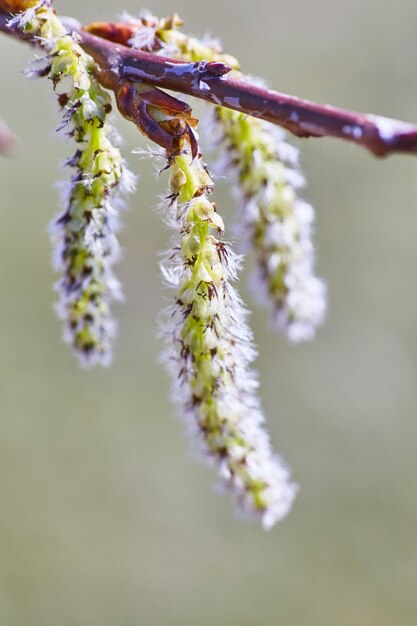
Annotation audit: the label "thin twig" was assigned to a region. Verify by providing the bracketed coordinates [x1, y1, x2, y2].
[1, 9, 417, 158]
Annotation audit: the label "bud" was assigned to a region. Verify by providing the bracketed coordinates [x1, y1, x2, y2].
[0, 0, 44, 11]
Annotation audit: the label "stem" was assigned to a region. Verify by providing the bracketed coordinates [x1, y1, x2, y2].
[2, 9, 417, 158]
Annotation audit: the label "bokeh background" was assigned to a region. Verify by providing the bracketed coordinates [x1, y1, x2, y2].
[1, 1, 417, 624]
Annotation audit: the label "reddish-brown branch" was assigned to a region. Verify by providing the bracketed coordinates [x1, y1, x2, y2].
[2, 9, 417, 158]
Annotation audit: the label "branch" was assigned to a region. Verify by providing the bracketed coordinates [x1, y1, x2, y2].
[2, 9, 417, 158]
[0, 117, 17, 155]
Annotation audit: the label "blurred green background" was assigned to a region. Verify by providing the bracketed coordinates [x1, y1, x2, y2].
[1, 1, 417, 624]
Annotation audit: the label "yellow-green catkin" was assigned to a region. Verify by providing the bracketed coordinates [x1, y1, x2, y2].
[159, 130, 296, 529]
[126, 12, 326, 341]
[11, 2, 135, 365]
[215, 107, 327, 341]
